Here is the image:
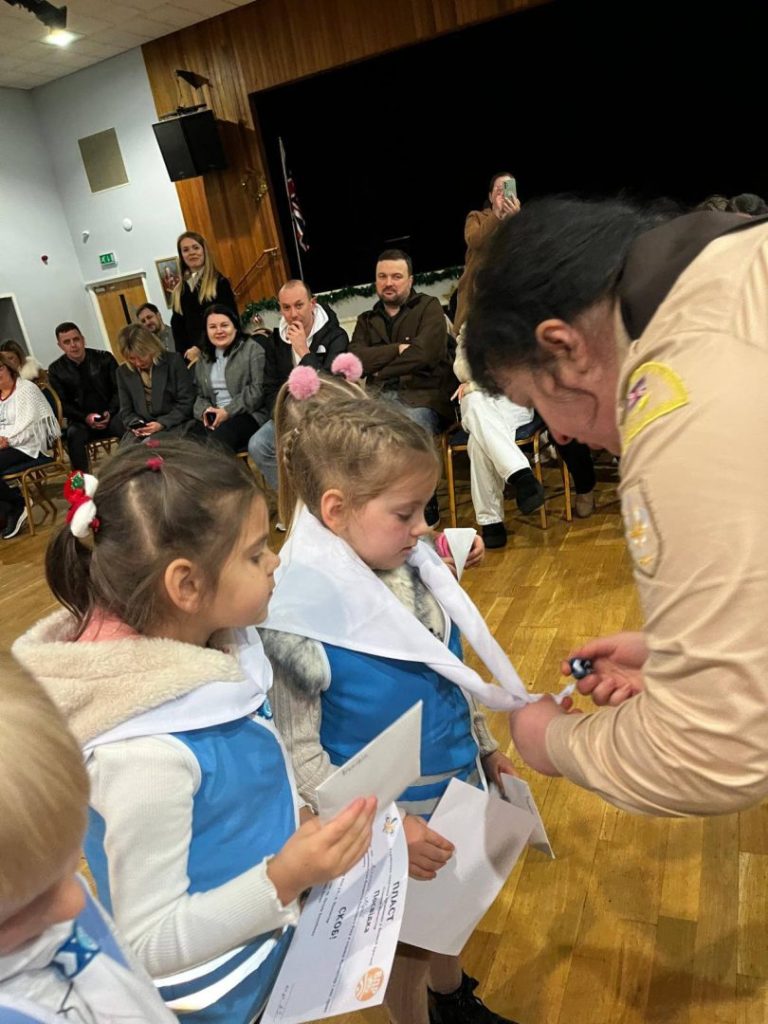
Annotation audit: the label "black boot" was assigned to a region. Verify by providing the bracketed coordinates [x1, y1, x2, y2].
[425, 493, 440, 528]
[428, 972, 521, 1024]
[508, 468, 545, 515]
[481, 522, 507, 549]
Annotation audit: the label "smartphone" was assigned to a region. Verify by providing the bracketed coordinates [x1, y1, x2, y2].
[134, 418, 147, 428]
[92, 413, 105, 423]
[204, 410, 217, 427]
[503, 177, 517, 201]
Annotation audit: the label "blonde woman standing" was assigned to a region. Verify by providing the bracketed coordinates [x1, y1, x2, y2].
[170, 232, 237, 362]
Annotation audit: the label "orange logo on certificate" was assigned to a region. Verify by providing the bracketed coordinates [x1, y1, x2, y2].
[355, 966, 385, 1001]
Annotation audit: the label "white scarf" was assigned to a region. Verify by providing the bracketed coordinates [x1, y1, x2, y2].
[263, 507, 572, 711]
[0, 378, 60, 458]
[0, 879, 175, 1022]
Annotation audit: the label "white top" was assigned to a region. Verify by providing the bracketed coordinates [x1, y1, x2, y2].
[210, 348, 233, 407]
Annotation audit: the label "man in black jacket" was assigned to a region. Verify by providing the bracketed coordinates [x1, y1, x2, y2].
[48, 322, 124, 471]
[248, 280, 348, 492]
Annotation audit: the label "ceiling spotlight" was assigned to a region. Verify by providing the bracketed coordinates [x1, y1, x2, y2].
[3, 0, 68, 32]
[176, 69, 210, 90]
[44, 27, 76, 46]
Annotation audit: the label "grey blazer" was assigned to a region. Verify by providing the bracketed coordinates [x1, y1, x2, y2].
[193, 335, 267, 425]
[117, 352, 195, 434]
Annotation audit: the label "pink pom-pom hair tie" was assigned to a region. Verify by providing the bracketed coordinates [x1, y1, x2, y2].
[331, 353, 363, 382]
[146, 456, 164, 472]
[288, 365, 321, 400]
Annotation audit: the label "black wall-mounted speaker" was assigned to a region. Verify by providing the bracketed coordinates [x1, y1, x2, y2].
[152, 110, 227, 182]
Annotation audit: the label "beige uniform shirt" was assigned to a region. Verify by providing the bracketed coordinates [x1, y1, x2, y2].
[546, 222, 768, 816]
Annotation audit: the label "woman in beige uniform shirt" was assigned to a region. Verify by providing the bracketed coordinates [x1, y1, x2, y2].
[466, 196, 768, 817]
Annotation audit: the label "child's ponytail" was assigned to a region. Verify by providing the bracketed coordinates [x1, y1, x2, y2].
[45, 528, 95, 636]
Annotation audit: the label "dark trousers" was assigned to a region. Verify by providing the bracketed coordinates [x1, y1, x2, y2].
[188, 412, 260, 453]
[64, 416, 124, 472]
[556, 439, 596, 495]
[0, 447, 34, 510]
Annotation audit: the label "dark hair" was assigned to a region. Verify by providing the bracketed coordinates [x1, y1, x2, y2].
[377, 249, 413, 276]
[0, 352, 19, 381]
[466, 196, 661, 392]
[200, 304, 242, 363]
[0, 339, 26, 365]
[136, 302, 161, 317]
[45, 439, 263, 638]
[55, 322, 82, 340]
[726, 193, 768, 216]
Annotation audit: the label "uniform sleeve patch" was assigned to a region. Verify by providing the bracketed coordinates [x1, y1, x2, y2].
[621, 361, 689, 449]
[622, 481, 660, 577]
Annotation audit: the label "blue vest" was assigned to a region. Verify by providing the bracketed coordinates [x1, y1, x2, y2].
[85, 705, 296, 1024]
[320, 624, 481, 818]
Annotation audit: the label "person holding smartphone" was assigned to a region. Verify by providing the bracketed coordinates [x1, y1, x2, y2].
[192, 305, 268, 452]
[453, 171, 520, 335]
[116, 324, 195, 444]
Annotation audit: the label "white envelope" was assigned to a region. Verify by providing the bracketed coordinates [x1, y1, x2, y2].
[501, 774, 555, 858]
[441, 527, 476, 581]
[399, 778, 535, 956]
[316, 702, 422, 822]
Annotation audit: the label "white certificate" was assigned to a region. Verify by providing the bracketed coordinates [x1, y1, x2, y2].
[500, 774, 555, 858]
[262, 803, 408, 1024]
[399, 778, 536, 956]
[315, 701, 422, 821]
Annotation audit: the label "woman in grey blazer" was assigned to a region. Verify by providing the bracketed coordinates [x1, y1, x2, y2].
[117, 324, 195, 444]
[192, 304, 267, 452]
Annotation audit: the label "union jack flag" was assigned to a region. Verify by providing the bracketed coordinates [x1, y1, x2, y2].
[279, 137, 309, 258]
[286, 170, 309, 252]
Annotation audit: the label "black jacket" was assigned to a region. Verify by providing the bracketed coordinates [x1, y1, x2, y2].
[260, 304, 348, 413]
[117, 352, 195, 432]
[170, 274, 238, 355]
[48, 349, 120, 424]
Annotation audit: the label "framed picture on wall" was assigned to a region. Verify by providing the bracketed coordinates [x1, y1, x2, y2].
[155, 257, 181, 307]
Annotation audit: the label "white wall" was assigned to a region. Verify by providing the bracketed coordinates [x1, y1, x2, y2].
[33, 48, 186, 323]
[0, 87, 99, 365]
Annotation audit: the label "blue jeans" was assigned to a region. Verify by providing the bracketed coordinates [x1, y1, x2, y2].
[248, 419, 277, 491]
[379, 392, 442, 435]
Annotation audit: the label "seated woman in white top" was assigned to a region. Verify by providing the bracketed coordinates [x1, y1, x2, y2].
[192, 304, 268, 452]
[0, 352, 60, 539]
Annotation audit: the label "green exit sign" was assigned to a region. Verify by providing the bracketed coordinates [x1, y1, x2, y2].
[99, 252, 117, 268]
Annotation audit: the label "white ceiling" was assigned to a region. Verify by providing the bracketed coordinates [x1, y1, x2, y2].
[0, 0, 254, 90]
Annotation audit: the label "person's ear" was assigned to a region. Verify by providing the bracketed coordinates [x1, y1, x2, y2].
[534, 318, 593, 385]
[163, 558, 205, 615]
[319, 489, 348, 535]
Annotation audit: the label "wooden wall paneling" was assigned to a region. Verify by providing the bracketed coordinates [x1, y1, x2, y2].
[142, 0, 548, 303]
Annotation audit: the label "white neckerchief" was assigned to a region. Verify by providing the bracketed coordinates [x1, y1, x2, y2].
[263, 507, 572, 711]
[85, 631, 273, 751]
[0, 879, 175, 1021]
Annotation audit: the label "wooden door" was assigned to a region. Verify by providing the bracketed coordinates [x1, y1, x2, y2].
[92, 276, 148, 358]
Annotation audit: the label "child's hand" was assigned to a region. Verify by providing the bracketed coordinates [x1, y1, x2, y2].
[267, 796, 377, 906]
[436, 532, 485, 576]
[403, 814, 454, 880]
[481, 749, 518, 789]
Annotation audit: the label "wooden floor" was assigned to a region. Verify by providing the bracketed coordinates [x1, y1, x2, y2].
[2, 456, 766, 1024]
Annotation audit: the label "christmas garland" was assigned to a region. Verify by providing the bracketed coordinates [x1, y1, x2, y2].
[242, 265, 462, 323]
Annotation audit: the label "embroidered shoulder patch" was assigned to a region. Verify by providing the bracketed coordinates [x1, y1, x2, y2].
[622, 481, 660, 576]
[621, 361, 689, 448]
